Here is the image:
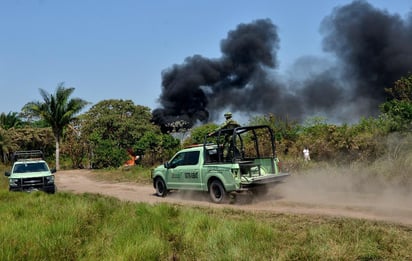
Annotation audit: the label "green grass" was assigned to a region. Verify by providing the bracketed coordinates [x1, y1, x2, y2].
[0, 190, 411, 260]
[91, 165, 153, 184]
[1, 164, 8, 190]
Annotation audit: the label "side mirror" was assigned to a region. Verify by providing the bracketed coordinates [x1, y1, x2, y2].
[4, 171, 10, 177]
[164, 162, 176, 169]
[51, 168, 57, 173]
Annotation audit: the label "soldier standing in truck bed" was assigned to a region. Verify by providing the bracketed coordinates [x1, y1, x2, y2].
[207, 112, 241, 161]
[220, 112, 240, 130]
[208, 112, 240, 136]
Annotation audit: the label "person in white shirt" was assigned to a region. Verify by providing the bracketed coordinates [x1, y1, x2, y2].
[303, 147, 310, 161]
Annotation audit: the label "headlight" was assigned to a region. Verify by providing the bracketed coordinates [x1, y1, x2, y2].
[9, 178, 19, 187]
[46, 175, 55, 184]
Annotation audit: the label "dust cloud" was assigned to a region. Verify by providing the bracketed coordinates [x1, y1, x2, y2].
[258, 166, 412, 225]
[277, 169, 410, 209]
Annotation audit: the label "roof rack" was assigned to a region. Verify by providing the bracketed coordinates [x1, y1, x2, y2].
[184, 144, 203, 148]
[13, 150, 44, 162]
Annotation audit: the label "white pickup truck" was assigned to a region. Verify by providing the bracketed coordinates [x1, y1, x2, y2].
[4, 150, 56, 193]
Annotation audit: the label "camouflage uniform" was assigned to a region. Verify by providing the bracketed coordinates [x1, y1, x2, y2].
[215, 112, 240, 132]
[208, 112, 240, 161]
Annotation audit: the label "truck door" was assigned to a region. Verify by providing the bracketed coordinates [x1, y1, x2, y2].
[165, 152, 185, 189]
[165, 150, 201, 190]
[180, 151, 201, 190]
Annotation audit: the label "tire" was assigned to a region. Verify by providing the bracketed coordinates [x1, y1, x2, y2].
[49, 185, 57, 194]
[45, 185, 56, 194]
[154, 177, 168, 197]
[209, 180, 226, 203]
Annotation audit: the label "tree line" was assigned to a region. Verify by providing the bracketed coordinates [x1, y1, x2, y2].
[0, 74, 411, 169]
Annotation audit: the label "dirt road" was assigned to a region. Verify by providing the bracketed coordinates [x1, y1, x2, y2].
[56, 169, 412, 226]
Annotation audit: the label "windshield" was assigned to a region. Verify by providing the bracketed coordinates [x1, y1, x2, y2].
[13, 162, 49, 173]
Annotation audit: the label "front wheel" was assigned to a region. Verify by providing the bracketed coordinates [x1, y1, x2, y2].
[47, 185, 57, 194]
[154, 177, 168, 197]
[209, 180, 226, 203]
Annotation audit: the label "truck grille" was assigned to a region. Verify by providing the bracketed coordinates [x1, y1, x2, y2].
[18, 177, 46, 188]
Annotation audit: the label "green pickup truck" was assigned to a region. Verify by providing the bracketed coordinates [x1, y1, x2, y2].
[152, 125, 289, 203]
[4, 150, 56, 193]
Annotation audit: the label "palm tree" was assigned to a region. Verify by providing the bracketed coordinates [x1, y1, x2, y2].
[23, 83, 89, 170]
[0, 112, 23, 129]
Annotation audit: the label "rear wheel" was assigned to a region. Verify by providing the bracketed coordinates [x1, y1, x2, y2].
[154, 177, 168, 197]
[209, 180, 226, 203]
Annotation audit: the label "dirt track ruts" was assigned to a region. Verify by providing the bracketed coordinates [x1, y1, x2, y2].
[56, 169, 412, 226]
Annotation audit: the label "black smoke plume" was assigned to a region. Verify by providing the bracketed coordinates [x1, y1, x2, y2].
[320, 0, 412, 118]
[152, 1, 412, 132]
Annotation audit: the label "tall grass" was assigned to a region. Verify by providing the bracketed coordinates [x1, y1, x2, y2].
[1, 164, 8, 190]
[0, 190, 411, 260]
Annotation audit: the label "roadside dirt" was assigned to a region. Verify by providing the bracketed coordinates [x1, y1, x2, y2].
[56, 169, 412, 226]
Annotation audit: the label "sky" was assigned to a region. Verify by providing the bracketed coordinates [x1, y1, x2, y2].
[1, 0, 411, 125]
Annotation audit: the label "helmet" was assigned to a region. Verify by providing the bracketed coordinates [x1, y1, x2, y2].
[224, 112, 232, 118]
